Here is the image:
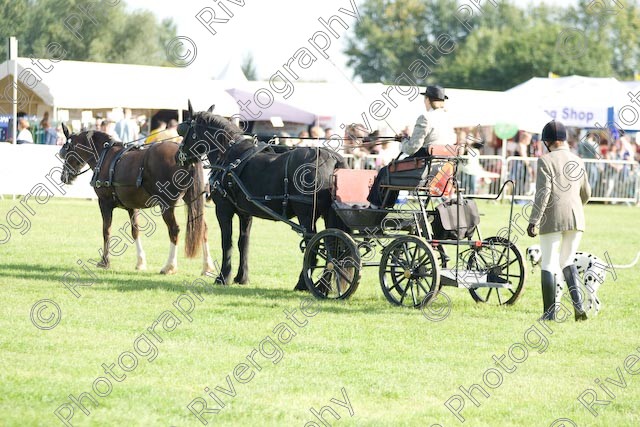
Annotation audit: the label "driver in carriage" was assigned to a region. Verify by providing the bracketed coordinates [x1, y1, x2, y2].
[367, 85, 459, 208]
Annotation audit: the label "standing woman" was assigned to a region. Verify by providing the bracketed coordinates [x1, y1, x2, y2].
[527, 121, 591, 321]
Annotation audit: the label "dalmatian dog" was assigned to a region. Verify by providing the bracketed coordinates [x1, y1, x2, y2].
[526, 245, 640, 315]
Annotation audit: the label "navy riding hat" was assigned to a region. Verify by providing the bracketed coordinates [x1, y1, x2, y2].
[420, 85, 448, 100]
[541, 120, 567, 142]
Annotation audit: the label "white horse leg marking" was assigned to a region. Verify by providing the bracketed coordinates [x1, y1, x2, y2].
[202, 241, 215, 275]
[161, 242, 178, 275]
[135, 238, 147, 271]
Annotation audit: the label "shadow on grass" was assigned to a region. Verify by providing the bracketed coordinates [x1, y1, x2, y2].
[1, 263, 85, 283]
[100, 274, 390, 314]
[2, 262, 397, 314]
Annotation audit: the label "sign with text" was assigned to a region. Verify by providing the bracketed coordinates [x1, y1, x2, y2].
[543, 106, 607, 127]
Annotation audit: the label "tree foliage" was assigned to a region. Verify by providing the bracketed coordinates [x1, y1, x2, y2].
[345, 0, 640, 90]
[0, 0, 177, 66]
[345, 0, 473, 83]
[241, 53, 258, 80]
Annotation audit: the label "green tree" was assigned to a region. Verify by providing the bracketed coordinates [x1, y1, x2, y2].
[345, 0, 636, 90]
[241, 53, 258, 80]
[2, 0, 177, 66]
[438, 12, 613, 90]
[0, 0, 32, 58]
[565, 0, 640, 79]
[344, 0, 474, 84]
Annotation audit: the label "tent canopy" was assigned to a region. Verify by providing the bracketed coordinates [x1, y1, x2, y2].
[225, 81, 551, 135]
[507, 76, 630, 128]
[225, 85, 318, 124]
[0, 59, 239, 116]
[216, 57, 249, 83]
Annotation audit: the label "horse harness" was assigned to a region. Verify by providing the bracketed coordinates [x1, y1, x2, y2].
[90, 137, 151, 207]
[210, 138, 311, 217]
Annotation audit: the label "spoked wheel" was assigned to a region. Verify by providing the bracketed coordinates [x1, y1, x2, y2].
[303, 229, 361, 299]
[465, 236, 526, 305]
[433, 244, 448, 268]
[379, 236, 440, 308]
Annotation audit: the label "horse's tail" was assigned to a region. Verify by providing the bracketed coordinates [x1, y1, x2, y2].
[184, 160, 205, 258]
[326, 151, 350, 232]
[325, 203, 349, 232]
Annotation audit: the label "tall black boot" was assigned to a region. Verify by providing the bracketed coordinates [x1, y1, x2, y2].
[563, 265, 588, 321]
[540, 270, 556, 321]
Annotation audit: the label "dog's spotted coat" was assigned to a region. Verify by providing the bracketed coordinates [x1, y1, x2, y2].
[526, 246, 607, 315]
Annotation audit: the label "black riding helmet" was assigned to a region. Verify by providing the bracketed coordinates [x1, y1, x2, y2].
[541, 120, 567, 151]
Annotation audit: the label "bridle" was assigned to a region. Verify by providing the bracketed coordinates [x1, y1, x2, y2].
[176, 119, 202, 165]
[60, 135, 93, 178]
[176, 119, 253, 166]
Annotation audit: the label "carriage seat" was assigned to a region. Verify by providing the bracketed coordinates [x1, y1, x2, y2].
[427, 144, 460, 157]
[332, 169, 378, 207]
[384, 157, 456, 197]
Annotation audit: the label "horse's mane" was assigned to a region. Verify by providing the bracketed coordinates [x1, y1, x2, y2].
[198, 112, 244, 140]
[83, 130, 116, 146]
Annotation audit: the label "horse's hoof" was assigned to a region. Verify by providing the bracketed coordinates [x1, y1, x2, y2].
[201, 262, 218, 276]
[136, 263, 147, 271]
[160, 266, 177, 275]
[233, 276, 249, 285]
[97, 261, 109, 269]
[214, 275, 229, 285]
[293, 282, 309, 292]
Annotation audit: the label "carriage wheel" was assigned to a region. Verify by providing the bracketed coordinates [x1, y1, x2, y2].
[433, 244, 448, 268]
[379, 236, 440, 308]
[303, 229, 361, 299]
[465, 236, 526, 305]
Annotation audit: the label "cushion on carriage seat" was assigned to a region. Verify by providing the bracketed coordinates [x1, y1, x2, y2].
[429, 145, 458, 157]
[388, 157, 428, 173]
[333, 169, 378, 205]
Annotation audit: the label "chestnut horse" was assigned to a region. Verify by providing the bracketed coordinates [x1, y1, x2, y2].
[59, 124, 215, 275]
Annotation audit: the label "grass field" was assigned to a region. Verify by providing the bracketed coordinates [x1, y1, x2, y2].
[1, 197, 640, 427]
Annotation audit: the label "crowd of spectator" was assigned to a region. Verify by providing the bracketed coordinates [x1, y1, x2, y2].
[7, 111, 640, 202]
[7, 108, 187, 146]
[265, 122, 640, 202]
[479, 127, 640, 201]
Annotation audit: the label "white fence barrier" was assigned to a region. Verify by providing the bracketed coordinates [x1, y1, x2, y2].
[501, 157, 640, 204]
[0, 143, 96, 200]
[582, 159, 639, 203]
[458, 155, 504, 198]
[1, 145, 638, 205]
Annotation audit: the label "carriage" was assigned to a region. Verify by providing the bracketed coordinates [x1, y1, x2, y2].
[300, 146, 527, 308]
[175, 108, 526, 308]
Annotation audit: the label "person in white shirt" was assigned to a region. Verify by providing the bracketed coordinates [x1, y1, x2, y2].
[400, 86, 456, 156]
[367, 85, 456, 208]
[16, 118, 34, 144]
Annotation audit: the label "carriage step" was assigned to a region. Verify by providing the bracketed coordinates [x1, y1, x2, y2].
[439, 269, 485, 287]
[439, 269, 513, 289]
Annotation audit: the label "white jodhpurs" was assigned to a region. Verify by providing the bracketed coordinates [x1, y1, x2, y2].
[539, 230, 583, 276]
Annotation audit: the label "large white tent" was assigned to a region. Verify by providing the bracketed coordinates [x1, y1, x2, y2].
[224, 81, 551, 135]
[506, 75, 633, 128]
[0, 58, 240, 120]
[387, 87, 551, 134]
